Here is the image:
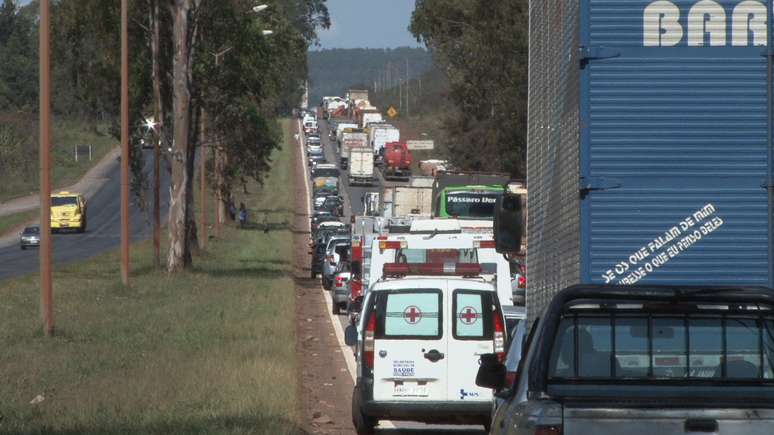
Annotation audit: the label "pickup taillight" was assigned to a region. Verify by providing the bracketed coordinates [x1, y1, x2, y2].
[534, 427, 562, 435]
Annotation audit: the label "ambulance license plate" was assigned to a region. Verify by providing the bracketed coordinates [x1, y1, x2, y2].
[394, 383, 428, 397]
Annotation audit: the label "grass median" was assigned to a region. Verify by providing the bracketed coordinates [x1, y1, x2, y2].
[0, 120, 301, 435]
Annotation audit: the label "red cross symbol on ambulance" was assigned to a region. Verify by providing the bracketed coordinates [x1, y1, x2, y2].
[403, 306, 422, 324]
[459, 306, 479, 325]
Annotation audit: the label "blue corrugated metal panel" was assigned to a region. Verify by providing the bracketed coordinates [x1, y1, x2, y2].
[581, 0, 772, 286]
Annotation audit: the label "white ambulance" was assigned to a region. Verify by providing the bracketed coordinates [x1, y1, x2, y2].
[345, 263, 506, 433]
[365, 219, 514, 307]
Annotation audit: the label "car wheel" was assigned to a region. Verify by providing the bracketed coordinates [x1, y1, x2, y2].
[483, 420, 492, 433]
[352, 386, 377, 434]
[322, 277, 332, 290]
[20, 245, 26, 250]
[333, 303, 340, 315]
[310, 269, 316, 279]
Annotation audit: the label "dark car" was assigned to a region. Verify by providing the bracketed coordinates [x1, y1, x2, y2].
[318, 196, 344, 217]
[19, 225, 40, 250]
[310, 243, 326, 279]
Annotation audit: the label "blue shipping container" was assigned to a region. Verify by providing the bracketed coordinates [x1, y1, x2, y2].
[527, 0, 773, 321]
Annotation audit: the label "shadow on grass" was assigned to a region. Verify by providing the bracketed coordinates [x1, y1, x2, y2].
[236, 222, 291, 232]
[196, 266, 289, 280]
[0, 414, 310, 435]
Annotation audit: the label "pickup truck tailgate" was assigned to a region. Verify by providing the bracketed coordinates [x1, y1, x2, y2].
[565, 408, 774, 435]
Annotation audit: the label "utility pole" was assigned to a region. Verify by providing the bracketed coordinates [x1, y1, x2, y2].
[39, 0, 53, 337]
[151, 0, 162, 268]
[200, 109, 207, 250]
[405, 58, 409, 117]
[399, 79, 403, 113]
[120, 0, 130, 286]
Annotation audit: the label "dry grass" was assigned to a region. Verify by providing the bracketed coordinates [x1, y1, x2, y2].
[0, 120, 303, 435]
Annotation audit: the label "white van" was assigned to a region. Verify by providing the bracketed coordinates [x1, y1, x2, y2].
[345, 267, 506, 433]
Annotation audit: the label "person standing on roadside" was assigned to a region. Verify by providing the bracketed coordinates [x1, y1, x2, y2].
[238, 202, 247, 228]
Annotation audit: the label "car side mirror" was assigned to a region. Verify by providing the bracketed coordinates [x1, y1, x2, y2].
[344, 325, 358, 346]
[476, 353, 507, 391]
[494, 191, 524, 254]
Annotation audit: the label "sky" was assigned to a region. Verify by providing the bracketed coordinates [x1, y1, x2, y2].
[16, 0, 420, 49]
[317, 0, 422, 49]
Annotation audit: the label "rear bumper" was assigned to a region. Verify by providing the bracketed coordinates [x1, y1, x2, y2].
[333, 288, 348, 304]
[356, 378, 489, 424]
[51, 218, 83, 229]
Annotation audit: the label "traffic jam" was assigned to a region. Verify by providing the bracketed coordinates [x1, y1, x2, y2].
[301, 83, 774, 435]
[301, 1, 774, 428]
[300, 91, 530, 433]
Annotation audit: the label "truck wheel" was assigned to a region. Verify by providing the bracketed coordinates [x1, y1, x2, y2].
[352, 386, 377, 434]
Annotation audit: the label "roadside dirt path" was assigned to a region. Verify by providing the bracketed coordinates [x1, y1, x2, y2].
[294, 121, 356, 435]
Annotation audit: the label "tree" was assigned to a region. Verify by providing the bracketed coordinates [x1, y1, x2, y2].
[410, 0, 528, 177]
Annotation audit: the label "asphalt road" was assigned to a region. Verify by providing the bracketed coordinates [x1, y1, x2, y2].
[0, 150, 171, 281]
[312, 120, 486, 434]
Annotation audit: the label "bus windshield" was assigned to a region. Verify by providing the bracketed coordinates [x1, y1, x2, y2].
[444, 191, 502, 219]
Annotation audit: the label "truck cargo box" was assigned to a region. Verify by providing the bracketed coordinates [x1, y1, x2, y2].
[527, 0, 774, 323]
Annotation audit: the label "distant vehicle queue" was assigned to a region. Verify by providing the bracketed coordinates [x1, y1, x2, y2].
[300, 91, 529, 433]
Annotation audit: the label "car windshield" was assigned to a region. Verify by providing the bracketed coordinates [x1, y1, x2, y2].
[23, 227, 40, 235]
[313, 168, 340, 178]
[444, 190, 502, 219]
[51, 196, 78, 207]
[549, 310, 774, 382]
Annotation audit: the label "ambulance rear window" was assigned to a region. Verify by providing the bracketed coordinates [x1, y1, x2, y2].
[453, 290, 495, 340]
[376, 290, 442, 340]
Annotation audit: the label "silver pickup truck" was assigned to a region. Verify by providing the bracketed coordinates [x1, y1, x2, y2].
[477, 285, 774, 435]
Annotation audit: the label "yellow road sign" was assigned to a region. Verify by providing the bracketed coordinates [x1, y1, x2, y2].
[387, 105, 399, 119]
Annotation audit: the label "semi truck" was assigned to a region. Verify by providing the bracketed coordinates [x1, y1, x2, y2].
[339, 130, 367, 169]
[381, 185, 433, 218]
[381, 141, 413, 181]
[348, 147, 374, 186]
[525, 0, 774, 325]
[368, 125, 400, 159]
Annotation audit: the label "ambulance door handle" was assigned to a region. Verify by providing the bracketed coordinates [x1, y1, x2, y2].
[424, 349, 445, 362]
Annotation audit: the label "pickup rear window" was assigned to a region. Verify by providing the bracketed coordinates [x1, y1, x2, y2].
[549, 313, 774, 382]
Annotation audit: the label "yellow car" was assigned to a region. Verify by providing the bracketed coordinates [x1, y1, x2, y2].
[51, 191, 87, 233]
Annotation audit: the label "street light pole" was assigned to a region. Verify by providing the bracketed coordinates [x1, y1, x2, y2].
[39, 0, 53, 337]
[120, 0, 130, 285]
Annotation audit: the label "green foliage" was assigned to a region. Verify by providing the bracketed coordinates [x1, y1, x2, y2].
[0, 0, 37, 111]
[307, 47, 433, 106]
[410, 0, 528, 177]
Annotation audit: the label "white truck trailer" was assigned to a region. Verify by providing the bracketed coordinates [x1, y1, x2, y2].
[349, 147, 374, 186]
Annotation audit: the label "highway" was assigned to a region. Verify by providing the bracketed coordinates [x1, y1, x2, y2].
[0, 150, 171, 281]
[311, 120, 485, 434]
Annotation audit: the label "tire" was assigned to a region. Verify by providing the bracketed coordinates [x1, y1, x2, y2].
[483, 420, 492, 433]
[20, 245, 26, 250]
[332, 303, 340, 315]
[322, 277, 332, 290]
[351, 386, 377, 435]
[310, 268, 316, 279]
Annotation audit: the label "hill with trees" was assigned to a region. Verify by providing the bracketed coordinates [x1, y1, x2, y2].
[307, 47, 432, 106]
